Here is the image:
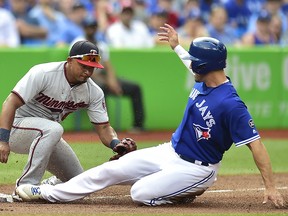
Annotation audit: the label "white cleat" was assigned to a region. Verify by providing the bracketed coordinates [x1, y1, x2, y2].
[16, 184, 43, 201]
[41, 176, 62, 186]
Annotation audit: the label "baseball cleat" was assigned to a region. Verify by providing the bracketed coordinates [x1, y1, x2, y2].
[41, 176, 62, 186]
[16, 184, 43, 201]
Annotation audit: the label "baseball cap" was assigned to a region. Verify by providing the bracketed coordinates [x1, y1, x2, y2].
[82, 16, 98, 28]
[69, 40, 104, 69]
[257, 10, 271, 22]
[121, 6, 134, 14]
[186, 10, 202, 21]
[72, 2, 85, 10]
[151, 7, 168, 17]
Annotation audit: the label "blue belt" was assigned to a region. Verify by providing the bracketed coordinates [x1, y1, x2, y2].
[179, 155, 209, 167]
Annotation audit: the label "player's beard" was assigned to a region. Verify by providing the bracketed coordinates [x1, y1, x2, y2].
[194, 73, 202, 82]
[78, 77, 89, 84]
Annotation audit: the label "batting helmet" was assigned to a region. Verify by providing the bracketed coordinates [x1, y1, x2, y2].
[186, 37, 227, 74]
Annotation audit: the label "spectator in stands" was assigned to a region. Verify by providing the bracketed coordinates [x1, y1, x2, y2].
[177, 0, 201, 26]
[224, 0, 251, 38]
[241, 10, 276, 46]
[27, 0, 68, 46]
[72, 17, 146, 132]
[9, 0, 47, 46]
[106, 6, 154, 48]
[60, 2, 87, 44]
[90, 0, 118, 42]
[133, 0, 150, 23]
[247, 0, 287, 35]
[177, 11, 209, 47]
[199, 0, 223, 24]
[246, 0, 265, 14]
[157, 0, 180, 28]
[282, 0, 288, 16]
[0, 7, 20, 47]
[147, 8, 168, 44]
[206, 5, 239, 45]
[270, 14, 283, 44]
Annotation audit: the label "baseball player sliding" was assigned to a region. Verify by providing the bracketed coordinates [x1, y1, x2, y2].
[16, 24, 284, 208]
[0, 40, 136, 198]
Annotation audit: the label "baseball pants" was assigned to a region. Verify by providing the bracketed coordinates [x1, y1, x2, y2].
[40, 142, 220, 205]
[10, 117, 84, 186]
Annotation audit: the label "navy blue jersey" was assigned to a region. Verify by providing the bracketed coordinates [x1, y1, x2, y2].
[172, 78, 260, 164]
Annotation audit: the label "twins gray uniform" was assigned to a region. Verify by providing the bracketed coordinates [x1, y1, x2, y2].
[10, 61, 108, 186]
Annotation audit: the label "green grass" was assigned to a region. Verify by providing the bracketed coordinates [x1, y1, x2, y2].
[220, 139, 288, 174]
[1, 140, 288, 185]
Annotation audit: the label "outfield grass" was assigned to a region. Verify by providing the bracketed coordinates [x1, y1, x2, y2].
[1, 140, 288, 185]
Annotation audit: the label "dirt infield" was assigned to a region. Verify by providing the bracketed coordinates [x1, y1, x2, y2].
[0, 174, 287, 215]
[1, 130, 287, 215]
[62, 129, 288, 143]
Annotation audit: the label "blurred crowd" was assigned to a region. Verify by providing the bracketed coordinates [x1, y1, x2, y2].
[0, 0, 288, 48]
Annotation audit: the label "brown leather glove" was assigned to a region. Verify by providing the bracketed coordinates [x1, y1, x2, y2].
[109, 138, 137, 161]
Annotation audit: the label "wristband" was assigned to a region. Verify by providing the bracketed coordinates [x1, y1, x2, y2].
[109, 139, 120, 149]
[0, 128, 11, 143]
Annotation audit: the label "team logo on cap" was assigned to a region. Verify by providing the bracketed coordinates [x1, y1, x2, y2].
[193, 123, 211, 141]
[90, 49, 98, 55]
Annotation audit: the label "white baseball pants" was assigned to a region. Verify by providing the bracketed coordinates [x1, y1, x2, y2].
[40, 142, 220, 206]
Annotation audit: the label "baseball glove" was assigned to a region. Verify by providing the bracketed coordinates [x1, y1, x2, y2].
[109, 138, 137, 161]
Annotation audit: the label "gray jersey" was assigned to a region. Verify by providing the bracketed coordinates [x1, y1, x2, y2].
[12, 61, 108, 123]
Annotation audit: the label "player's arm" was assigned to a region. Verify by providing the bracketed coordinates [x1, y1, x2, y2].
[246, 139, 285, 207]
[0, 93, 24, 163]
[158, 23, 193, 73]
[93, 122, 119, 149]
[93, 123, 137, 160]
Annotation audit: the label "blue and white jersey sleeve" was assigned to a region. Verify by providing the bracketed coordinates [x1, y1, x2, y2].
[225, 99, 260, 147]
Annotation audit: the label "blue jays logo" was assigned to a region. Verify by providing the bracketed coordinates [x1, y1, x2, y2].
[248, 119, 255, 128]
[193, 123, 211, 141]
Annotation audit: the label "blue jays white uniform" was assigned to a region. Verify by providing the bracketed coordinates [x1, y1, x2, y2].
[26, 44, 261, 206]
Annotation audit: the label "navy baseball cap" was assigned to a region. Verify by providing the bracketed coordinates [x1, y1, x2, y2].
[82, 17, 98, 28]
[257, 10, 271, 22]
[69, 40, 104, 69]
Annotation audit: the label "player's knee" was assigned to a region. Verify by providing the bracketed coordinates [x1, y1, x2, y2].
[45, 123, 64, 140]
[130, 184, 150, 205]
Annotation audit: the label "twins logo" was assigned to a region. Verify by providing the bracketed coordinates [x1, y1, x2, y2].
[193, 123, 211, 141]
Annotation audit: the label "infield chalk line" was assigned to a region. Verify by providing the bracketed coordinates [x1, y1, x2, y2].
[207, 186, 288, 193]
[91, 187, 288, 200]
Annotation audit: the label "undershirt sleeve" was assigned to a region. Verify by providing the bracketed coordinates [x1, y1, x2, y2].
[173, 45, 194, 75]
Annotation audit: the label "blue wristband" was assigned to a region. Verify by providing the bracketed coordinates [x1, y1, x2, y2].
[0, 128, 11, 143]
[109, 139, 120, 149]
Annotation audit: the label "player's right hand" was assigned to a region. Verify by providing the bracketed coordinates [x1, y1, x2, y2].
[0, 141, 10, 163]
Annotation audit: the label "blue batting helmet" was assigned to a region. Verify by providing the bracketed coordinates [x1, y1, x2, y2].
[186, 37, 227, 74]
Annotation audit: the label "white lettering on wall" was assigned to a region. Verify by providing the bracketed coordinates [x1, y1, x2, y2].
[279, 101, 288, 116]
[226, 56, 271, 90]
[282, 56, 288, 89]
[245, 102, 271, 118]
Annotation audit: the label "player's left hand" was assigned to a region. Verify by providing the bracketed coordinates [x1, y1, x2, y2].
[0, 141, 10, 163]
[109, 138, 137, 161]
[263, 188, 285, 208]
